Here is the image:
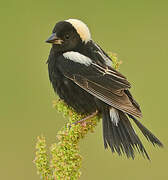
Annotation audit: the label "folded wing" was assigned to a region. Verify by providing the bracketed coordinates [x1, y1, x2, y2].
[57, 52, 142, 118]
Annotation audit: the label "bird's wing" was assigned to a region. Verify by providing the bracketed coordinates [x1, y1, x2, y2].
[57, 52, 142, 118]
[87, 41, 114, 66]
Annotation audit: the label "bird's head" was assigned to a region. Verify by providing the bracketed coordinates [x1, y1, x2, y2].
[46, 19, 91, 52]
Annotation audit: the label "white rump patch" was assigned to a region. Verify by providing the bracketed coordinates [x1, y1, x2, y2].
[65, 19, 91, 43]
[109, 107, 119, 126]
[63, 51, 92, 66]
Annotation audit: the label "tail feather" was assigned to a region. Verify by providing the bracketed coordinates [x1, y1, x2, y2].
[120, 112, 150, 159]
[102, 108, 162, 159]
[102, 110, 109, 149]
[128, 114, 163, 147]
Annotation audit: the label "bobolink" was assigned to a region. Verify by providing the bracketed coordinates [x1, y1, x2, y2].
[46, 19, 163, 159]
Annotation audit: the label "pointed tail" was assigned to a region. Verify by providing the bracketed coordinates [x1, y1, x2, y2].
[102, 107, 163, 160]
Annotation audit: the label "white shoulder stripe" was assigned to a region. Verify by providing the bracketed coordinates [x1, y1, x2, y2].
[63, 51, 92, 66]
[94, 43, 112, 66]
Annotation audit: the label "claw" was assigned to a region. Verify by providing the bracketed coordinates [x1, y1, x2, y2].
[72, 110, 98, 125]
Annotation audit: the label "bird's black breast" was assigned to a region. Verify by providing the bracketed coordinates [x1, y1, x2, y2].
[47, 48, 97, 114]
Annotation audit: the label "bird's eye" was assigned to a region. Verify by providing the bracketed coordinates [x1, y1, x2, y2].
[64, 34, 70, 40]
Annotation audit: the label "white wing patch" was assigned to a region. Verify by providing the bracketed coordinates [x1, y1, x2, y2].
[65, 19, 91, 43]
[63, 51, 92, 66]
[109, 107, 119, 126]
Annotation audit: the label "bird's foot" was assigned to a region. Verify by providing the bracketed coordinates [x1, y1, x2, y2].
[68, 110, 98, 128]
[74, 110, 98, 125]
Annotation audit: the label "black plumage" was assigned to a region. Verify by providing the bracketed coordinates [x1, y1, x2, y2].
[46, 19, 163, 159]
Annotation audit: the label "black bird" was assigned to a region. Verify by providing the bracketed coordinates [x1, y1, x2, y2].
[46, 19, 163, 159]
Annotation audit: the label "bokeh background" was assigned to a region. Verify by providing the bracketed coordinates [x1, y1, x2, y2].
[0, 0, 167, 179]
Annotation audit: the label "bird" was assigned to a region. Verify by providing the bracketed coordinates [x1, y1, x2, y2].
[46, 18, 163, 159]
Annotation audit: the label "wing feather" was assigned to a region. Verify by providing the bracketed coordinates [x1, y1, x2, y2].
[57, 53, 142, 118]
[66, 74, 142, 118]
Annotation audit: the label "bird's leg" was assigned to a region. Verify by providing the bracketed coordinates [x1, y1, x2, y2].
[73, 110, 98, 125]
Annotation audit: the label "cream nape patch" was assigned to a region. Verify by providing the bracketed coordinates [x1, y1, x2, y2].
[65, 19, 91, 43]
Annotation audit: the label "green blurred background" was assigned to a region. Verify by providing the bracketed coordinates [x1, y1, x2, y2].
[0, 0, 167, 179]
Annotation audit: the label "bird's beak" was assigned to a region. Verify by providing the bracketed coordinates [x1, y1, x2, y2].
[45, 33, 63, 44]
